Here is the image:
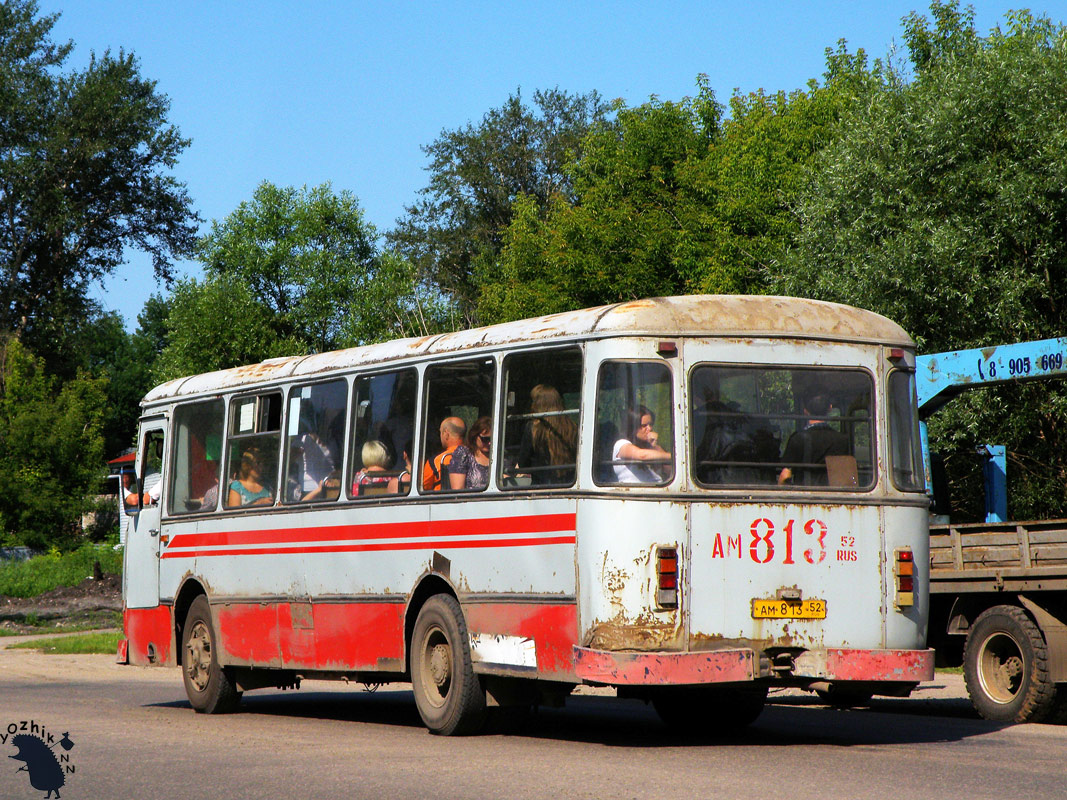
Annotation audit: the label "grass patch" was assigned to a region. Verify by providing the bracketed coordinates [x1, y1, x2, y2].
[8, 631, 122, 654]
[0, 544, 122, 597]
[0, 612, 122, 636]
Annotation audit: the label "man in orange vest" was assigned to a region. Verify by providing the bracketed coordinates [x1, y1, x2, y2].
[422, 416, 466, 491]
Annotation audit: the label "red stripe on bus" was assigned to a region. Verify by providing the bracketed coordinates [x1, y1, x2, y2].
[161, 534, 577, 559]
[166, 512, 577, 550]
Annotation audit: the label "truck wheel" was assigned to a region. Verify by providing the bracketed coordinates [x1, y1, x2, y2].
[963, 605, 1056, 723]
[182, 596, 242, 714]
[410, 595, 487, 735]
[653, 686, 766, 731]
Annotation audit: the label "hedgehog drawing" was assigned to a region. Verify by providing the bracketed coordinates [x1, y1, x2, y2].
[9, 733, 66, 799]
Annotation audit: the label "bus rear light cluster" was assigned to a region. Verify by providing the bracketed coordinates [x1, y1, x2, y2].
[894, 548, 915, 608]
[657, 546, 678, 608]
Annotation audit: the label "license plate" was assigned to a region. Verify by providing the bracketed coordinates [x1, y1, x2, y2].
[751, 598, 827, 619]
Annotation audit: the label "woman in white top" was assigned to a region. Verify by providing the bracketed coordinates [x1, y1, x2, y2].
[613, 405, 670, 483]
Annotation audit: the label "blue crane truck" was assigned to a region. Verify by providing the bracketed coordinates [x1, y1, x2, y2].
[919, 338, 1067, 724]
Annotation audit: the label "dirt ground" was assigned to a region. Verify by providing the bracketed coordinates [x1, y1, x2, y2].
[0, 573, 122, 635]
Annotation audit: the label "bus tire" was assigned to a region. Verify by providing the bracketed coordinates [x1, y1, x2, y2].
[410, 594, 487, 735]
[182, 595, 242, 714]
[963, 604, 1056, 723]
[653, 686, 766, 731]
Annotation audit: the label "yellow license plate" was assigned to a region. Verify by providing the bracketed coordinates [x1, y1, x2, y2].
[751, 598, 827, 619]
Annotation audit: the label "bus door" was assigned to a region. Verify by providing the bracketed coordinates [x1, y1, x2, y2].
[125, 421, 166, 609]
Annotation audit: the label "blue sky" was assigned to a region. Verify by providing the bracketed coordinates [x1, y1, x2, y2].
[42, 0, 1029, 328]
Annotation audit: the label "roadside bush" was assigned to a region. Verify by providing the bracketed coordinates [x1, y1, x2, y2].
[0, 544, 122, 598]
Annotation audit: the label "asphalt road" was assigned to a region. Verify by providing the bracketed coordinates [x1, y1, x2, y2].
[1, 648, 1065, 800]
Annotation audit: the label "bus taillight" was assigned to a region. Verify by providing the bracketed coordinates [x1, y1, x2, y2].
[657, 546, 679, 608]
[894, 548, 914, 608]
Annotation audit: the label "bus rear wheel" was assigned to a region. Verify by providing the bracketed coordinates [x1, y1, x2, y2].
[963, 604, 1056, 723]
[182, 595, 242, 714]
[410, 595, 486, 735]
[653, 686, 767, 732]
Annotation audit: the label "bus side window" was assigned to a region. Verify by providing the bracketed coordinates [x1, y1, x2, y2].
[169, 400, 225, 514]
[421, 359, 496, 493]
[349, 369, 417, 498]
[500, 348, 582, 490]
[224, 393, 282, 509]
[283, 380, 347, 504]
[594, 362, 674, 486]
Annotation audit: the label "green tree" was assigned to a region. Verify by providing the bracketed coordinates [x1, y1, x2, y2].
[158, 183, 448, 382]
[151, 274, 301, 383]
[0, 0, 198, 371]
[389, 88, 611, 325]
[0, 338, 106, 549]
[775, 2, 1067, 519]
[481, 71, 860, 324]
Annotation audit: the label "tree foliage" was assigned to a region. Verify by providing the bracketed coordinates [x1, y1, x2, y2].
[480, 71, 860, 324]
[0, 0, 198, 371]
[0, 338, 105, 549]
[157, 182, 450, 382]
[774, 2, 1067, 519]
[389, 88, 611, 325]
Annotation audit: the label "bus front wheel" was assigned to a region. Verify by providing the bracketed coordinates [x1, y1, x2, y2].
[963, 604, 1056, 723]
[410, 595, 487, 735]
[182, 595, 242, 714]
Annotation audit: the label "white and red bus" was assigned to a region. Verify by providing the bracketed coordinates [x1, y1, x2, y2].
[119, 295, 932, 734]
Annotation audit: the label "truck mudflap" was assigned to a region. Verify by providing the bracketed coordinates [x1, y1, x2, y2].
[573, 646, 934, 685]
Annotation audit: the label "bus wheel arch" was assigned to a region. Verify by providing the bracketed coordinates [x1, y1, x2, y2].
[173, 577, 209, 667]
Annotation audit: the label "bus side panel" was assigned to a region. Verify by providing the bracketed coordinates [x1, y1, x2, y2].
[882, 504, 929, 649]
[211, 601, 406, 671]
[575, 498, 686, 652]
[465, 602, 578, 680]
[124, 605, 174, 666]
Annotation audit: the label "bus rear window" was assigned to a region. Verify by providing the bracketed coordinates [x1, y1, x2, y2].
[690, 366, 874, 490]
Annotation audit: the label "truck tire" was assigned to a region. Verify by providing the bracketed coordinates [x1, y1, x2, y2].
[963, 604, 1056, 723]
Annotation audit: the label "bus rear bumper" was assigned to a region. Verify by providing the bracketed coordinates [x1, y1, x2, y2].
[572, 646, 934, 686]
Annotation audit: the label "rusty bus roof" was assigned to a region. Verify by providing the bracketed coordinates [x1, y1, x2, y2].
[143, 294, 913, 406]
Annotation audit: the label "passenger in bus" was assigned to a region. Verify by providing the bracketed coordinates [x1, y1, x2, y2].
[777, 393, 849, 486]
[612, 405, 670, 483]
[299, 432, 336, 491]
[694, 399, 763, 485]
[422, 417, 466, 491]
[448, 416, 492, 491]
[387, 441, 413, 494]
[184, 479, 220, 511]
[353, 440, 394, 495]
[227, 447, 274, 507]
[515, 384, 577, 485]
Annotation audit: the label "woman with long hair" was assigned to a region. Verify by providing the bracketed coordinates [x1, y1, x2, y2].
[227, 446, 274, 507]
[518, 384, 578, 485]
[612, 404, 669, 483]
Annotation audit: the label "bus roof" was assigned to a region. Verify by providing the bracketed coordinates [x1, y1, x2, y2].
[143, 294, 913, 405]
